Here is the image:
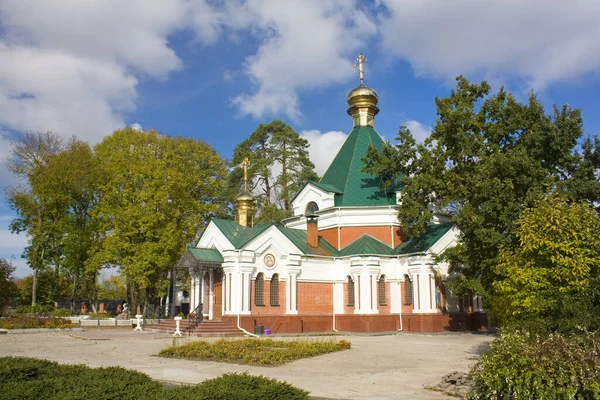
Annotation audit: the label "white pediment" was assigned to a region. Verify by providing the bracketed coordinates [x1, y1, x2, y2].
[291, 183, 336, 216]
[195, 221, 235, 252]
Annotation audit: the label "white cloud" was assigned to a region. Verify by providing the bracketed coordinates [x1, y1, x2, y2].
[130, 123, 143, 132]
[231, 0, 377, 120]
[378, 0, 600, 90]
[405, 120, 431, 144]
[0, 0, 221, 143]
[300, 129, 348, 176]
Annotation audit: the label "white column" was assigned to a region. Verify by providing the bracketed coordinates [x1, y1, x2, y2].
[430, 273, 437, 312]
[286, 258, 301, 315]
[209, 269, 214, 320]
[390, 280, 401, 313]
[412, 272, 420, 312]
[190, 275, 196, 311]
[333, 281, 344, 314]
[195, 272, 201, 312]
[371, 274, 378, 313]
[241, 271, 251, 314]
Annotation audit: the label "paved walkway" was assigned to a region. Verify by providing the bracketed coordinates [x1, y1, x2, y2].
[0, 329, 493, 399]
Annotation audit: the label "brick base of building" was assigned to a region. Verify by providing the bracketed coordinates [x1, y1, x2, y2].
[223, 312, 487, 334]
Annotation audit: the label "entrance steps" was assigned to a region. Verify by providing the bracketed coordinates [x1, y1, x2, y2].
[152, 319, 244, 337]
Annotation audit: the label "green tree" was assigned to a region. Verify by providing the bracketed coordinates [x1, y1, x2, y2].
[494, 195, 600, 332]
[7, 132, 64, 306]
[90, 128, 226, 313]
[363, 77, 600, 311]
[228, 120, 318, 222]
[0, 259, 19, 311]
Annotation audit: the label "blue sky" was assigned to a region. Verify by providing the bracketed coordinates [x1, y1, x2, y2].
[1, 0, 600, 277]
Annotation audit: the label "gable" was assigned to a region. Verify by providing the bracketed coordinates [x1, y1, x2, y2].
[195, 220, 235, 252]
[291, 182, 336, 216]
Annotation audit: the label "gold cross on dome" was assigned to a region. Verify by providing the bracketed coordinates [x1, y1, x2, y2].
[355, 53, 367, 85]
[242, 157, 249, 192]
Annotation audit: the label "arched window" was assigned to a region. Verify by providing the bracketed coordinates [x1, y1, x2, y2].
[347, 276, 355, 307]
[404, 274, 413, 305]
[305, 201, 319, 216]
[255, 273, 264, 306]
[378, 275, 386, 306]
[270, 274, 280, 306]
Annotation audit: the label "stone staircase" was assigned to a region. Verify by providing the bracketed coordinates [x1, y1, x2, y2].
[152, 319, 244, 337]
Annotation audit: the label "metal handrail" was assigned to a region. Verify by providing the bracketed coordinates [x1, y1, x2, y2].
[187, 303, 203, 335]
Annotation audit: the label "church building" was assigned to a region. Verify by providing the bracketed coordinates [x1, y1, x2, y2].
[177, 55, 486, 333]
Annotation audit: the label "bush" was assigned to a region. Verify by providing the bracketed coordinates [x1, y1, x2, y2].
[87, 312, 110, 320]
[159, 338, 351, 366]
[172, 372, 309, 400]
[0, 357, 309, 400]
[52, 307, 72, 317]
[14, 304, 53, 316]
[468, 331, 600, 399]
[0, 316, 73, 330]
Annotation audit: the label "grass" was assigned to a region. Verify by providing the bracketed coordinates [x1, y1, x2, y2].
[158, 338, 351, 366]
[0, 357, 309, 400]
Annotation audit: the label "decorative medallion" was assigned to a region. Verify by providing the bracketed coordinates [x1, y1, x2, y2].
[264, 253, 276, 269]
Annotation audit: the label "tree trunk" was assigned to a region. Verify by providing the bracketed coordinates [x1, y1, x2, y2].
[31, 267, 38, 306]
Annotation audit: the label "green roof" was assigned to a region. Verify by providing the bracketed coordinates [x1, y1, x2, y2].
[319, 125, 396, 207]
[276, 226, 338, 256]
[211, 218, 271, 248]
[188, 248, 224, 263]
[339, 234, 395, 257]
[395, 223, 455, 255]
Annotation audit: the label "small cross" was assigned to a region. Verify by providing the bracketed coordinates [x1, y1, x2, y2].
[355, 53, 367, 85]
[242, 157, 249, 192]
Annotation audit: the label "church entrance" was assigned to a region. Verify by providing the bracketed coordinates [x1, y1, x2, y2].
[213, 278, 223, 320]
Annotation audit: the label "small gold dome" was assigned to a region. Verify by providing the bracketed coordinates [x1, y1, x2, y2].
[346, 84, 379, 107]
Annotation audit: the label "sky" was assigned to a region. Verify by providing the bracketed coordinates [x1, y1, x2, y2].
[2, 0, 600, 278]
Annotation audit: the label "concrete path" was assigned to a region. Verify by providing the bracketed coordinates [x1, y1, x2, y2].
[0, 329, 493, 399]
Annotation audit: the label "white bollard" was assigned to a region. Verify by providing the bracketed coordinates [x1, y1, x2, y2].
[134, 314, 143, 332]
[173, 316, 183, 337]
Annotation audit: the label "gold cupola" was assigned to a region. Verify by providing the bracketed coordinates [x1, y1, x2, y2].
[234, 158, 257, 228]
[347, 53, 379, 128]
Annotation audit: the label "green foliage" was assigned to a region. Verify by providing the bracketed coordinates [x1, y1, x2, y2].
[228, 120, 319, 222]
[0, 259, 19, 311]
[183, 372, 309, 400]
[0, 316, 73, 329]
[90, 128, 227, 312]
[0, 357, 309, 400]
[494, 195, 600, 331]
[51, 307, 71, 317]
[363, 77, 600, 309]
[97, 275, 127, 301]
[469, 331, 600, 399]
[159, 338, 351, 365]
[14, 304, 54, 316]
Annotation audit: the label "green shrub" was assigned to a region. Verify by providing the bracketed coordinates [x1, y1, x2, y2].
[159, 338, 351, 366]
[86, 312, 110, 320]
[0, 316, 73, 330]
[0, 357, 309, 400]
[52, 307, 72, 317]
[15, 304, 53, 316]
[468, 331, 600, 399]
[170, 372, 309, 400]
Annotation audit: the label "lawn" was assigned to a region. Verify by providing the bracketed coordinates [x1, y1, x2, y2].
[158, 338, 351, 366]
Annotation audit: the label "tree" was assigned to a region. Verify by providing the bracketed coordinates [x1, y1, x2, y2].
[0, 259, 19, 311]
[228, 120, 318, 222]
[90, 128, 226, 313]
[494, 195, 600, 332]
[6, 132, 64, 306]
[363, 77, 600, 312]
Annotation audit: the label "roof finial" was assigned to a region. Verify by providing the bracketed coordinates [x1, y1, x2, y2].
[242, 157, 249, 192]
[355, 53, 367, 86]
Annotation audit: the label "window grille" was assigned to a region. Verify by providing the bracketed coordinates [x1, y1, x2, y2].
[404, 274, 413, 305]
[347, 276, 355, 307]
[270, 274, 279, 306]
[378, 275, 386, 306]
[255, 273, 264, 306]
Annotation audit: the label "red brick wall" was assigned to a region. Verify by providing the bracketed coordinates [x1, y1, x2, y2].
[250, 277, 286, 316]
[319, 226, 405, 249]
[297, 282, 333, 315]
